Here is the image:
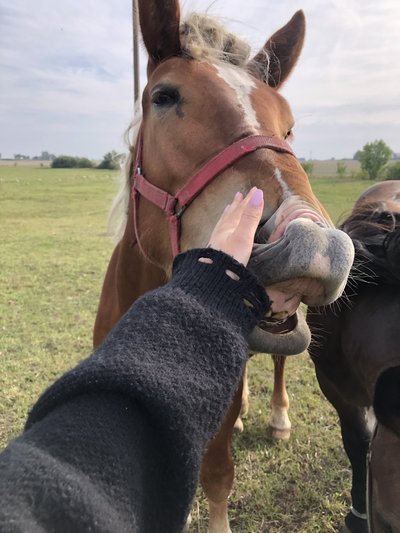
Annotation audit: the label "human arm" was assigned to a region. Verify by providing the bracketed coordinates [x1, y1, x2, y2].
[0, 189, 269, 533]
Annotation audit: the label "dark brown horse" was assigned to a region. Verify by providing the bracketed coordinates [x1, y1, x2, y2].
[308, 180, 400, 533]
[94, 2, 354, 530]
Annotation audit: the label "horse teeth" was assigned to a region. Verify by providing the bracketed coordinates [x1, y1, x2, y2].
[271, 311, 289, 321]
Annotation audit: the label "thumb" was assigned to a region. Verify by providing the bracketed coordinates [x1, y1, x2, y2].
[233, 188, 264, 266]
[238, 187, 264, 237]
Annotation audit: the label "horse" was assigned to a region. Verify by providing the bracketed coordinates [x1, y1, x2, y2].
[93, 2, 354, 531]
[307, 180, 400, 533]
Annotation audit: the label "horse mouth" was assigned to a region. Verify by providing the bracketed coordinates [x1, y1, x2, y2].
[249, 307, 310, 355]
[249, 206, 324, 353]
[258, 311, 298, 335]
[247, 196, 354, 355]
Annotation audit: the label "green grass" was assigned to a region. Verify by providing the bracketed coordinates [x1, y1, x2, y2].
[309, 177, 370, 224]
[0, 165, 377, 531]
[0, 166, 116, 443]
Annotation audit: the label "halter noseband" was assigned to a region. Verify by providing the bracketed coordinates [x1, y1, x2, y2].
[131, 129, 295, 259]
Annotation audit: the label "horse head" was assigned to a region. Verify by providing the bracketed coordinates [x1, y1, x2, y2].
[107, 0, 354, 355]
[340, 180, 400, 288]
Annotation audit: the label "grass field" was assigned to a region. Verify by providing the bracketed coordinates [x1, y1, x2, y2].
[0, 164, 375, 532]
[310, 159, 360, 178]
[0, 159, 52, 167]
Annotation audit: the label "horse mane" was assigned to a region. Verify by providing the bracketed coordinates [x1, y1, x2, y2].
[341, 202, 400, 287]
[108, 12, 266, 242]
[179, 13, 251, 66]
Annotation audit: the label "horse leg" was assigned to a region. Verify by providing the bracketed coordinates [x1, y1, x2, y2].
[268, 355, 291, 440]
[200, 380, 243, 533]
[316, 370, 370, 533]
[234, 365, 248, 433]
[339, 407, 371, 533]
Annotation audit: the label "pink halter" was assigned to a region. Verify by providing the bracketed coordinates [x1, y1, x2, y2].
[131, 129, 295, 258]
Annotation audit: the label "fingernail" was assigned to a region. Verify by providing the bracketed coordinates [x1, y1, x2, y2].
[224, 204, 231, 212]
[234, 191, 242, 200]
[250, 188, 263, 207]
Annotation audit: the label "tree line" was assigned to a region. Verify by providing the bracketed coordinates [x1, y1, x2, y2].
[13, 151, 56, 161]
[9, 151, 124, 171]
[51, 151, 124, 170]
[301, 139, 400, 180]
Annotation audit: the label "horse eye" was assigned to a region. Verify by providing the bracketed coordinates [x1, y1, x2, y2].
[284, 129, 292, 140]
[152, 88, 180, 107]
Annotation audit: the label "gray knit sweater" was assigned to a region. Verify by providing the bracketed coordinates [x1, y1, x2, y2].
[0, 248, 270, 533]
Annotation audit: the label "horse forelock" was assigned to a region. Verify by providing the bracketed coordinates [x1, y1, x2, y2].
[180, 13, 252, 68]
[180, 13, 271, 84]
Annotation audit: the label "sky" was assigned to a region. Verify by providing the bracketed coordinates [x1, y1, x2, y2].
[1, 0, 399, 160]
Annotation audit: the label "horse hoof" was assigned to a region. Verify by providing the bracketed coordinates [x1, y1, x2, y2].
[341, 512, 368, 533]
[234, 417, 244, 433]
[268, 425, 291, 441]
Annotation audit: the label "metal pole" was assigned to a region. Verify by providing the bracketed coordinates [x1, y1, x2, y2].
[132, 0, 140, 111]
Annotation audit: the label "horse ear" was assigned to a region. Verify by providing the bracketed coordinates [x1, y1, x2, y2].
[373, 365, 400, 437]
[248, 10, 305, 89]
[138, 0, 181, 74]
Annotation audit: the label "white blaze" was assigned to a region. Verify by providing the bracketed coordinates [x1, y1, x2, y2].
[215, 64, 260, 131]
[215, 65, 293, 200]
[274, 168, 292, 199]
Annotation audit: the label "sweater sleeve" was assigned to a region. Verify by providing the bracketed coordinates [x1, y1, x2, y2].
[0, 249, 270, 533]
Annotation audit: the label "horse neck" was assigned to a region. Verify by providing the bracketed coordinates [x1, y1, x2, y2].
[119, 221, 167, 301]
[93, 218, 167, 347]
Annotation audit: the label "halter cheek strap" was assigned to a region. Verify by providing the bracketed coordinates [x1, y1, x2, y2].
[131, 129, 295, 259]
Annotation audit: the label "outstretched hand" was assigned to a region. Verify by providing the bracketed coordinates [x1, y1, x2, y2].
[208, 187, 264, 267]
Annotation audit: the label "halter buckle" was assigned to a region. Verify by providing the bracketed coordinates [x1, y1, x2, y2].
[175, 203, 187, 218]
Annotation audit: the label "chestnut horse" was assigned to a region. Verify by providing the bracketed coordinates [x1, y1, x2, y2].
[94, 2, 354, 531]
[308, 181, 400, 533]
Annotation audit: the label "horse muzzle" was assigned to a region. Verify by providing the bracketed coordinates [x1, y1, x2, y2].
[248, 197, 355, 355]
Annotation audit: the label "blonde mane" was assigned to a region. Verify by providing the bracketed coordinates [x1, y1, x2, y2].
[108, 12, 265, 242]
[180, 13, 251, 66]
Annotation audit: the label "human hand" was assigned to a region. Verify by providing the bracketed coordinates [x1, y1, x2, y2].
[207, 187, 264, 267]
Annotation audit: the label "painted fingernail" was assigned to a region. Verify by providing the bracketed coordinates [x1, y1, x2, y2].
[250, 188, 263, 207]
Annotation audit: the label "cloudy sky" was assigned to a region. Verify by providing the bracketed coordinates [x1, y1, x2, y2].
[1, 0, 399, 160]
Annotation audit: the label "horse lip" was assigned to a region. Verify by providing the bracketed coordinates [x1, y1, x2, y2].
[248, 308, 312, 355]
[255, 214, 326, 246]
[258, 312, 298, 335]
[255, 212, 277, 243]
[253, 232, 284, 251]
[254, 216, 329, 255]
